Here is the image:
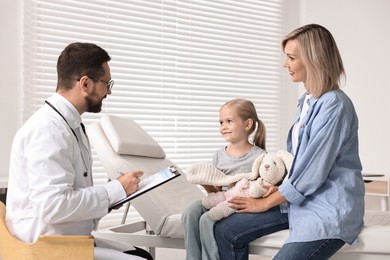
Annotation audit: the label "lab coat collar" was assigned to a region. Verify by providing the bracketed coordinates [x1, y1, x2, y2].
[46, 93, 82, 129]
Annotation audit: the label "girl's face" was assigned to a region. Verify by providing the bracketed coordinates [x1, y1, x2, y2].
[283, 39, 307, 84]
[219, 106, 249, 144]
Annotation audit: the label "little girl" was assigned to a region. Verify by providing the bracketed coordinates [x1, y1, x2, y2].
[181, 99, 267, 260]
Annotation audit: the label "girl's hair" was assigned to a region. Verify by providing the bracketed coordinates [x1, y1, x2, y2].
[282, 24, 345, 98]
[221, 99, 266, 149]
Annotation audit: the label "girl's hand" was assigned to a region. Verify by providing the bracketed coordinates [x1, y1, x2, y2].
[201, 184, 222, 193]
[228, 196, 269, 213]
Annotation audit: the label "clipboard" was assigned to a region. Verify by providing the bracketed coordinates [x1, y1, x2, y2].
[109, 165, 181, 210]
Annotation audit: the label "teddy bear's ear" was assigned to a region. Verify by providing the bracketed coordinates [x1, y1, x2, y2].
[276, 150, 294, 173]
[275, 168, 288, 186]
[251, 153, 266, 175]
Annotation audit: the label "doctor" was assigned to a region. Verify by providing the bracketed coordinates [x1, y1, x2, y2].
[6, 42, 152, 260]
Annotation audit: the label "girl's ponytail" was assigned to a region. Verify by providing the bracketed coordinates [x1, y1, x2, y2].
[253, 119, 266, 150]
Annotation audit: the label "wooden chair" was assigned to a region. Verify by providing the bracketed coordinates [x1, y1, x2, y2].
[0, 201, 94, 260]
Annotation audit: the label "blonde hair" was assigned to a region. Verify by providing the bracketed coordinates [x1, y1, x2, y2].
[221, 99, 266, 149]
[282, 24, 345, 98]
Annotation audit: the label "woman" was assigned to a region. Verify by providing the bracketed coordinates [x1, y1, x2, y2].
[214, 24, 365, 260]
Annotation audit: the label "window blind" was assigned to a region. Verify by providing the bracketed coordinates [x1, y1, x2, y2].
[23, 0, 283, 229]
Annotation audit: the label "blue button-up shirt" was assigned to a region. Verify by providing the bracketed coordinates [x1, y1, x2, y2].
[279, 89, 365, 245]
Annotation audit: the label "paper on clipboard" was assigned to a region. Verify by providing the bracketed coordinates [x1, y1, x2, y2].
[110, 165, 181, 210]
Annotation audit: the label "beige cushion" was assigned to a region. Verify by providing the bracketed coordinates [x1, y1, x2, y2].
[159, 211, 390, 253]
[100, 114, 165, 158]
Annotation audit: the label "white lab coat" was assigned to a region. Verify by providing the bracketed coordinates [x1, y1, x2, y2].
[6, 94, 137, 258]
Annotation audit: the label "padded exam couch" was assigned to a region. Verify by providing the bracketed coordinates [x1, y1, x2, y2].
[88, 115, 390, 260]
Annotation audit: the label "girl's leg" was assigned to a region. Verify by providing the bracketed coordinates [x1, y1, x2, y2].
[199, 211, 219, 260]
[181, 200, 208, 260]
[273, 239, 345, 260]
[215, 206, 288, 260]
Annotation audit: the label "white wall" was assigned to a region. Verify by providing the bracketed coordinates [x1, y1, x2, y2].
[280, 0, 302, 146]
[301, 0, 390, 176]
[0, 1, 22, 178]
[1, 1, 389, 179]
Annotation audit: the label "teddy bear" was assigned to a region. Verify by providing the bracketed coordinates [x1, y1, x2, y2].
[186, 150, 293, 221]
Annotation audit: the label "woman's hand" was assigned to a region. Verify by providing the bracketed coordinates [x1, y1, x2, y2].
[262, 185, 278, 198]
[229, 190, 287, 213]
[228, 196, 270, 213]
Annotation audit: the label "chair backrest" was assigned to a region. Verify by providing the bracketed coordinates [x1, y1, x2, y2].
[88, 115, 204, 236]
[0, 202, 94, 259]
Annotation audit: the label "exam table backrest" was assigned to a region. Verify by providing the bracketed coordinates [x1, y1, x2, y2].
[87, 115, 204, 237]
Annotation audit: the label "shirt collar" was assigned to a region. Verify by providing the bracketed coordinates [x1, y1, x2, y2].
[298, 93, 318, 108]
[46, 93, 82, 129]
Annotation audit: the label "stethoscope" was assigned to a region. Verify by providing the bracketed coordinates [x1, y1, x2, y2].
[45, 100, 90, 177]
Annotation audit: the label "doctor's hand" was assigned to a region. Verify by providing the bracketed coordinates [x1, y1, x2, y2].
[117, 171, 143, 196]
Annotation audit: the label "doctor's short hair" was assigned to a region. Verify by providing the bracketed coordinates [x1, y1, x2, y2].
[56, 42, 111, 91]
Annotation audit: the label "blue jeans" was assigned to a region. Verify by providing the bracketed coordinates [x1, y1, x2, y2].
[181, 200, 219, 260]
[215, 206, 346, 260]
[215, 206, 289, 260]
[274, 239, 345, 260]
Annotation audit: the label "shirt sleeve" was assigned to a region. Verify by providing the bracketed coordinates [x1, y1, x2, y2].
[279, 95, 351, 205]
[104, 180, 127, 205]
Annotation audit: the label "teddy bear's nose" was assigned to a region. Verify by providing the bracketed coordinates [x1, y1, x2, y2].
[265, 164, 270, 169]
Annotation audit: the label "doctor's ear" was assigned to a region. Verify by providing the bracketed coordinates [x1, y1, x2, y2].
[78, 75, 90, 89]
